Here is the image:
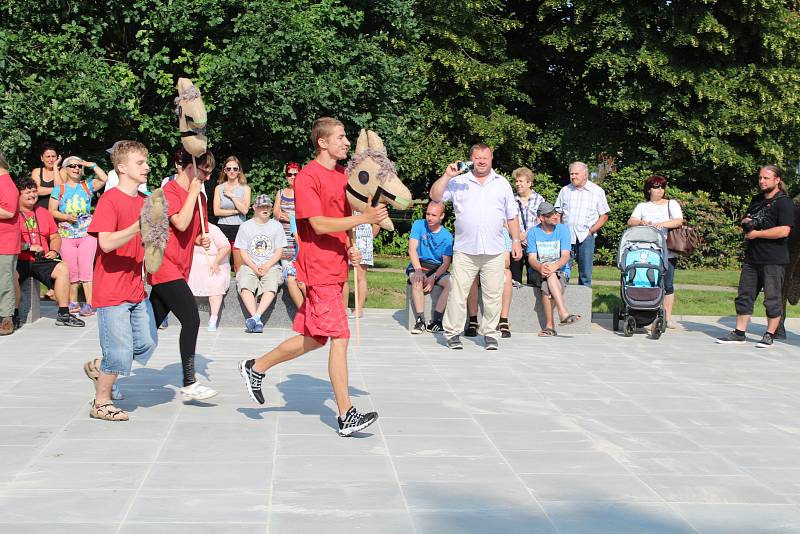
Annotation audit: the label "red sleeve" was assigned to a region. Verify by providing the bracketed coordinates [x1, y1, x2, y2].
[87, 194, 119, 235]
[294, 173, 323, 220]
[164, 181, 183, 218]
[37, 207, 58, 237]
[0, 174, 18, 213]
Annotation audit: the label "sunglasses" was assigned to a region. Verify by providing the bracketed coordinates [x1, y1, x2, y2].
[650, 184, 666, 189]
[65, 163, 82, 169]
[287, 172, 298, 177]
[225, 166, 239, 172]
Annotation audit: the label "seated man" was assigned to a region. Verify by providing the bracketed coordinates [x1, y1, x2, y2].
[234, 194, 286, 333]
[13, 178, 84, 327]
[527, 201, 580, 336]
[407, 201, 453, 333]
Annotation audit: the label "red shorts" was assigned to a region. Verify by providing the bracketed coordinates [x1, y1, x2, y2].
[292, 283, 349, 345]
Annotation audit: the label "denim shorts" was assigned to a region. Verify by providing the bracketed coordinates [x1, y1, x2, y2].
[97, 299, 158, 376]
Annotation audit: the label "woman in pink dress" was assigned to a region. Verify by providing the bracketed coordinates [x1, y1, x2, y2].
[188, 223, 231, 331]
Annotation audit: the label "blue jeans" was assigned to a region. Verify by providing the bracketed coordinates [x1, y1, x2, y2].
[97, 299, 158, 376]
[572, 233, 596, 287]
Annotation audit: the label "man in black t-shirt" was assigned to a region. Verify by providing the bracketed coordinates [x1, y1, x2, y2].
[717, 165, 794, 348]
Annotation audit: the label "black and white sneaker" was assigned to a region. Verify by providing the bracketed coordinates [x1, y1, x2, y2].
[337, 406, 378, 436]
[446, 335, 463, 350]
[715, 330, 746, 344]
[238, 359, 265, 404]
[484, 336, 499, 350]
[411, 317, 426, 334]
[427, 320, 443, 333]
[756, 332, 774, 349]
[56, 313, 85, 327]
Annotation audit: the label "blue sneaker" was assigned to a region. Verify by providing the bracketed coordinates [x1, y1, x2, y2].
[254, 321, 264, 333]
[245, 317, 258, 333]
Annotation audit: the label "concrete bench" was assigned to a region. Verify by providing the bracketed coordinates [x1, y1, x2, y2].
[193, 279, 297, 328]
[405, 283, 593, 334]
[18, 276, 42, 325]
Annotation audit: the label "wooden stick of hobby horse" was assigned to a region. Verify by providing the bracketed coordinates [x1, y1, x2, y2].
[192, 155, 213, 275]
[350, 228, 361, 345]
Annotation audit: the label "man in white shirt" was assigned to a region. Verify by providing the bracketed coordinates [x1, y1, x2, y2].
[555, 161, 610, 287]
[430, 143, 522, 350]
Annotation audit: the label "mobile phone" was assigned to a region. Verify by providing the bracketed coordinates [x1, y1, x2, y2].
[456, 160, 473, 172]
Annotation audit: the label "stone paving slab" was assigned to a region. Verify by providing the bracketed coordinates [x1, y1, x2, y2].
[1, 309, 799, 533]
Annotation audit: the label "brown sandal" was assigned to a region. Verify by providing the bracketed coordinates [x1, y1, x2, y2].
[90, 401, 129, 421]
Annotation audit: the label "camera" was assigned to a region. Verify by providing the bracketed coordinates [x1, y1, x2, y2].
[456, 160, 473, 173]
[741, 208, 768, 233]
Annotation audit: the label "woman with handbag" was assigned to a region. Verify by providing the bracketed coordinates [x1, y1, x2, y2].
[627, 175, 684, 329]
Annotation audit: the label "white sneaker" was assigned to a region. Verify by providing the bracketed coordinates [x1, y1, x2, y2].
[180, 381, 218, 401]
[207, 317, 217, 332]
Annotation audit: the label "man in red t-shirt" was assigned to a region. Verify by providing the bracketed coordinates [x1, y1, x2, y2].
[83, 141, 158, 421]
[147, 147, 218, 402]
[0, 152, 21, 335]
[239, 117, 388, 436]
[13, 178, 84, 328]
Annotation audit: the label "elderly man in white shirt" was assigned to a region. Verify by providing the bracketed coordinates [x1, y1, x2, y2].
[554, 161, 610, 287]
[430, 143, 523, 350]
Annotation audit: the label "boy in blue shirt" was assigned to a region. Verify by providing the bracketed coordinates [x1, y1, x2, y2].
[527, 202, 581, 336]
[407, 202, 453, 333]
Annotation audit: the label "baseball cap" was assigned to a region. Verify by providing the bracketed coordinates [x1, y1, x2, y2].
[253, 194, 273, 208]
[537, 201, 557, 217]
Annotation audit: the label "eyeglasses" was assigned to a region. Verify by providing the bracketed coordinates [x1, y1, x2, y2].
[650, 184, 665, 189]
[225, 167, 239, 172]
[65, 164, 82, 169]
[287, 172, 298, 177]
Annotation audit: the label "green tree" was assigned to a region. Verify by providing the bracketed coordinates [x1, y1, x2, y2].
[515, 0, 800, 192]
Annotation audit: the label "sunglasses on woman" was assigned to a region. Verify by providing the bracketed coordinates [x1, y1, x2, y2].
[65, 163, 82, 169]
[225, 166, 239, 172]
[287, 172, 298, 177]
[650, 184, 665, 189]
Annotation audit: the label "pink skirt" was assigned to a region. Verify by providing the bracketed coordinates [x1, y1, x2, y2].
[188, 252, 232, 297]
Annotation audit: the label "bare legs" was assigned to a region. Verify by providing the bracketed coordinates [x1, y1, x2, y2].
[251, 334, 352, 417]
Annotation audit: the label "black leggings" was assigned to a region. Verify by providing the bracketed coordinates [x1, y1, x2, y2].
[150, 279, 200, 387]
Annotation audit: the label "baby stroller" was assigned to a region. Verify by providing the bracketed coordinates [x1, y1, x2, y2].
[612, 226, 668, 339]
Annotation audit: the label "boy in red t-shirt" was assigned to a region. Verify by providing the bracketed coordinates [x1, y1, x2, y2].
[147, 147, 217, 401]
[13, 177, 84, 328]
[239, 117, 388, 436]
[83, 141, 158, 421]
[0, 152, 21, 335]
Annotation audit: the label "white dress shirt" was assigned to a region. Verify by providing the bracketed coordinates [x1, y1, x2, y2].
[555, 180, 610, 244]
[441, 170, 518, 256]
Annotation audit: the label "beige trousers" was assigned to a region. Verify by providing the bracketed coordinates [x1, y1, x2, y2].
[443, 251, 505, 340]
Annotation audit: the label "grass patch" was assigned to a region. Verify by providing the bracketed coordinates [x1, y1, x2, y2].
[375, 257, 741, 287]
[360, 264, 800, 317]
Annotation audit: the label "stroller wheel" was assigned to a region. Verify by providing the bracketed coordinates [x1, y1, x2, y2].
[651, 318, 664, 340]
[612, 305, 620, 332]
[623, 316, 636, 337]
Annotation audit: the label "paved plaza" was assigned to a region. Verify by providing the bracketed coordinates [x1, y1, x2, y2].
[1, 308, 800, 533]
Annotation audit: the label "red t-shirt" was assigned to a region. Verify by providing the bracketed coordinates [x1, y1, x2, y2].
[294, 160, 349, 286]
[18, 206, 57, 262]
[147, 178, 208, 285]
[87, 188, 147, 308]
[0, 173, 21, 255]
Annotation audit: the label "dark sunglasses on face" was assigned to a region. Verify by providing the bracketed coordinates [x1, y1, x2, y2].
[225, 166, 239, 172]
[287, 172, 298, 177]
[650, 184, 665, 189]
[65, 164, 82, 169]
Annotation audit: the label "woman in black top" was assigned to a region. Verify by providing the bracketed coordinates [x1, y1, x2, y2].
[30, 142, 63, 210]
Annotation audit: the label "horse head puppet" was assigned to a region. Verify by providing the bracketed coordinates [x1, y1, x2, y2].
[175, 77, 207, 156]
[345, 129, 412, 231]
